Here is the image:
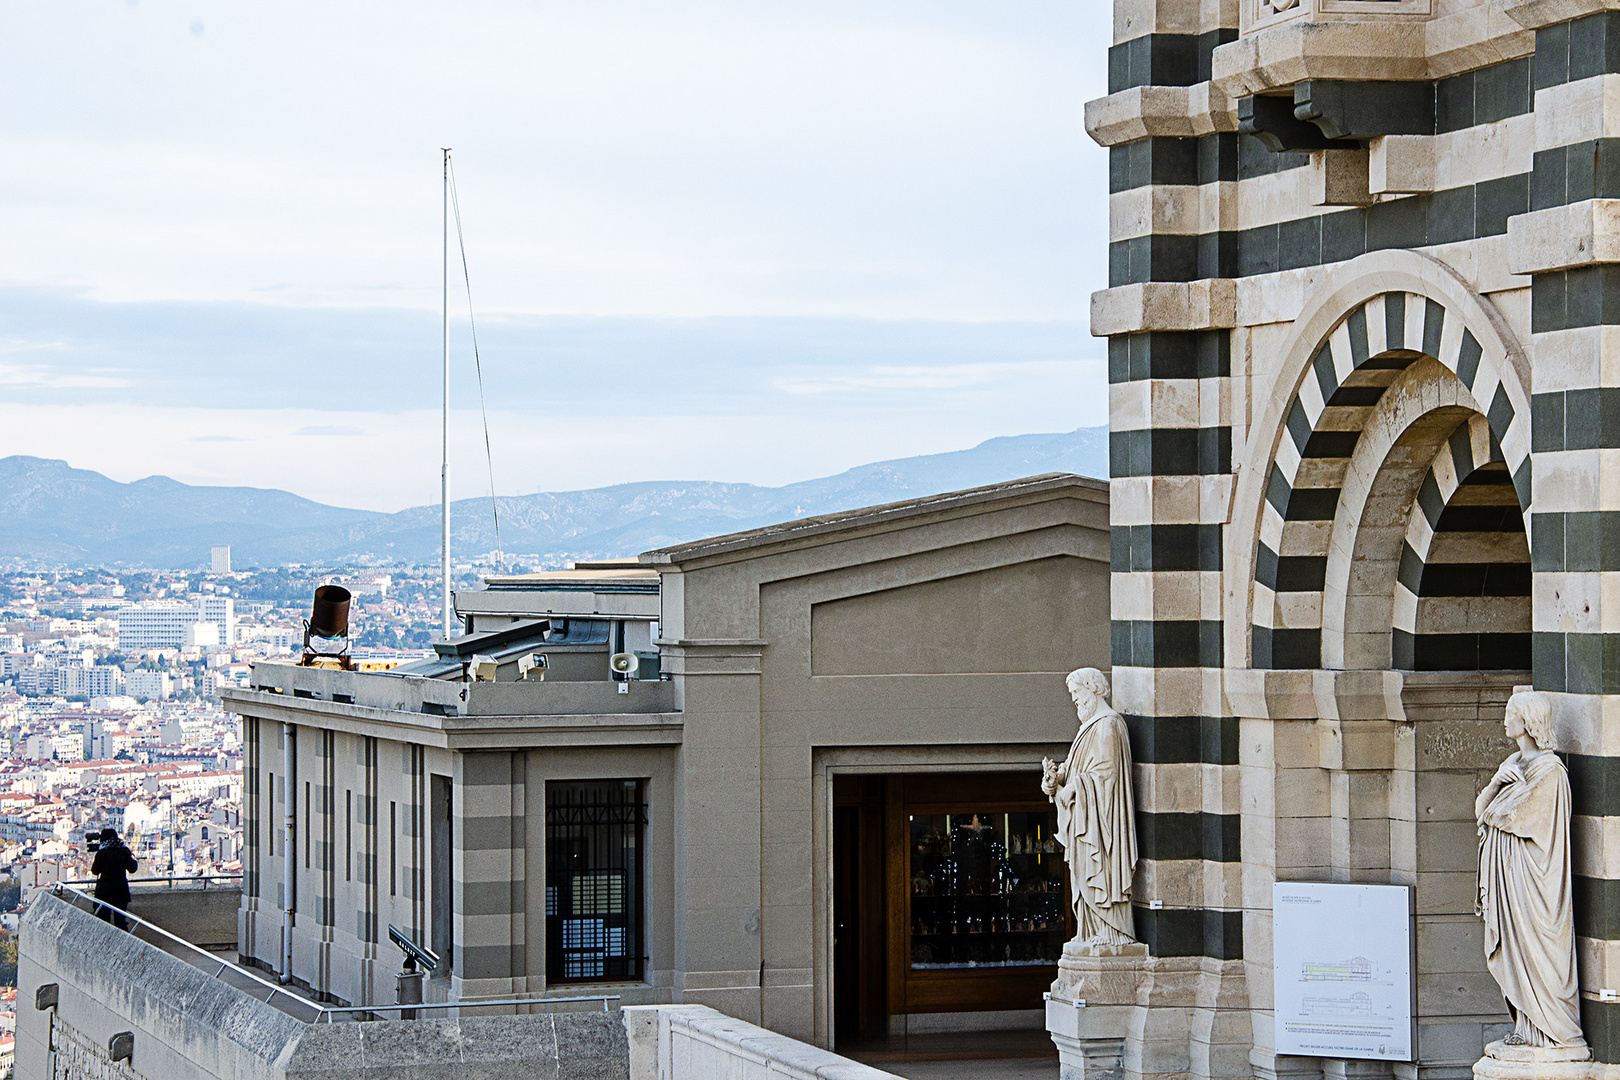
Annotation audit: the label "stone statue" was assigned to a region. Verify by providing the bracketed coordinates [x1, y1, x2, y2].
[1042, 668, 1138, 946]
[1475, 690, 1587, 1062]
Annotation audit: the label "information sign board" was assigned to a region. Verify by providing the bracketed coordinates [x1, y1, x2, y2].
[1273, 881, 1413, 1061]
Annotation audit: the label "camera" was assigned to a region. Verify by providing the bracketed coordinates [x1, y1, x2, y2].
[85, 832, 101, 853]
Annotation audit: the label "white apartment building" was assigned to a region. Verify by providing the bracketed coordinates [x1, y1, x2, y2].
[185, 622, 220, 649]
[116, 601, 200, 651]
[127, 669, 173, 701]
[237, 625, 294, 651]
[148, 770, 238, 802]
[22, 733, 84, 762]
[59, 665, 123, 699]
[197, 596, 235, 645]
[89, 730, 136, 759]
[159, 715, 213, 746]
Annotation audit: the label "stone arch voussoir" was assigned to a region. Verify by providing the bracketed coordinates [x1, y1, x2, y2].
[1231, 250, 1531, 671]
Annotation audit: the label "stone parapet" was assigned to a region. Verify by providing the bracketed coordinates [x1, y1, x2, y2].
[18, 891, 630, 1080]
[623, 1004, 897, 1080]
[1504, 0, 1620, 31]
[1212, 11, 1531, 97]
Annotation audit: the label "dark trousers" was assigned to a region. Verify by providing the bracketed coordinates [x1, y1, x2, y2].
[95, 895, 129, 931]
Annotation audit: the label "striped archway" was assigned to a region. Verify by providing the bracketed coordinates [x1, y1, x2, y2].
[1390, 414, 1530, 670]
[1240, 256, 1532, 671]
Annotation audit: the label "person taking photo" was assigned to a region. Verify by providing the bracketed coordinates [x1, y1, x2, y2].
[91, 827, 138, 930]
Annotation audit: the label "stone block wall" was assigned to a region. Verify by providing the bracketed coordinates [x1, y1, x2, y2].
[18, 890, 631, 1080]
[1092, 0, 1620, 1074]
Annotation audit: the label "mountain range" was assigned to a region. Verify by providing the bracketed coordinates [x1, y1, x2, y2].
[0, 427, 1108, 568]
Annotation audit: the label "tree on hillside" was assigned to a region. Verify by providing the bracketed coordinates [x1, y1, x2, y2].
[0, 928, 19, 986]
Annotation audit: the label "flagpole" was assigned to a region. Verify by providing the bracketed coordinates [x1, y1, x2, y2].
[441, 148, 453, 640]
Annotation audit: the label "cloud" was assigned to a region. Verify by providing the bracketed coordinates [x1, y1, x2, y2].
[775, 360, 1086, 395]
[294, 425, 367, 437]
[0, 362, 126, 390]
[0, 1, 1107, 321]
[0, 5, 1113, 509]
[0, 292, 1107, 508]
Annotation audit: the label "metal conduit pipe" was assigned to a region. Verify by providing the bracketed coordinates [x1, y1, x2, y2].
[281, 721, 295, 983]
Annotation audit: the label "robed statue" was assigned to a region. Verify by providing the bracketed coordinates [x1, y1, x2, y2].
[1476, 690, 1587, 1058]
[1042, 668, 1138, 946]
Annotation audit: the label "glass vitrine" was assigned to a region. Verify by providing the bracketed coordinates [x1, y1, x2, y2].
[907, 809, 1067, 969]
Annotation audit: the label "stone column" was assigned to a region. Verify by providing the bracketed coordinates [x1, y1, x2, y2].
[659, 638, 765, 1025]
[1502, 4, 1620, 1069]
[1090, 0, 1251, 1072]
[452, 750, 527, 999]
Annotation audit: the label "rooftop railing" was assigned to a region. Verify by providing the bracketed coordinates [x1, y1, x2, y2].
[49, 883, 619, 1023]
[232, 663, 678, 718]
[58, 873, 242, 889]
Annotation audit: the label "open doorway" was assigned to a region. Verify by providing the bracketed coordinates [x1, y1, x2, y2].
[833, 776, 887, 1045]
[832, 772, 1065, 1069]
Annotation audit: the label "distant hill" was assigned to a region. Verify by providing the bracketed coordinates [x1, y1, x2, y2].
[0, 457, 380, 567]
[0, 427, 1108, 568]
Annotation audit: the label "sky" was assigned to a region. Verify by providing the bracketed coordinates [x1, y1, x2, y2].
[0, 1, 1110, 512]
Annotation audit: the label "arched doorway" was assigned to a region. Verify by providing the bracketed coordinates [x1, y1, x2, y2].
[1229, 256, 1532, 1078]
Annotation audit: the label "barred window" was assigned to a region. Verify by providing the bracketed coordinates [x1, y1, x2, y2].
[546, 780, 646, 982]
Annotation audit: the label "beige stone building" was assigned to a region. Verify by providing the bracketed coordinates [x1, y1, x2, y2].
[1081, 0, 1620, 1074]
[221, 474, 1110, 1049]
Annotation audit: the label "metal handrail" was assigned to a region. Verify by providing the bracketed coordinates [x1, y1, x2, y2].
[51, 882, 323, 1022]
[58, 874, 243, 888]
[316, 995, 619, 1022]
[49, 883, 622, 1024]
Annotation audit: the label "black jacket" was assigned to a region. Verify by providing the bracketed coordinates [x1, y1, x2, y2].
[91, 841, 137, 904]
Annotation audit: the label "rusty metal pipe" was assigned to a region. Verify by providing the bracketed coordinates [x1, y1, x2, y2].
[308, 585, 351, 639]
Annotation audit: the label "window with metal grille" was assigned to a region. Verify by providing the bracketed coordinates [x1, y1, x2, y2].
[545, 779, 645, 982]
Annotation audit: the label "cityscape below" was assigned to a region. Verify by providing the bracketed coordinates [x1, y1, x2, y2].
[0, 558, 458, 1022]
[0, 428, 1111, 1078]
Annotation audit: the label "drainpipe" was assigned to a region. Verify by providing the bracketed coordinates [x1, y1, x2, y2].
[281, 722, 295, 983]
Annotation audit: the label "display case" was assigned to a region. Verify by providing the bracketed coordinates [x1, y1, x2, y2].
[906, 811, 1067, 970]
[884, 772, 1070, 1016]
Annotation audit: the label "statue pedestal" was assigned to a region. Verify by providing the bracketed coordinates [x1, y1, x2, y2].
[1046, 939, 1150, 1080]
[1472, 1040, 1592, 1080]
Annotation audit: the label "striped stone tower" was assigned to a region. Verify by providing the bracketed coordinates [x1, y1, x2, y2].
[1080, 0, 1620, 1077]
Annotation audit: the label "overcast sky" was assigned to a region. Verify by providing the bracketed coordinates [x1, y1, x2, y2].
[0, 1, 1109, 511]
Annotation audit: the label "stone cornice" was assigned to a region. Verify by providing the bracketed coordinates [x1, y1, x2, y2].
[1091, 280, 1239, 335]
[1501, 0, 1620, 29]
[1086, 84, 1241, 148]
[1506, 201, 1620, 275]
[1210, 10, 1531, 99]
[1089, 10, 1532, 148]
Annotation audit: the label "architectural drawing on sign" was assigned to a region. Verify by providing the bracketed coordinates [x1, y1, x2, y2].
[1302, 993, 1376, 1018]
[1302, 957, 1373, 982]
[1270, 883, 1412, 1062]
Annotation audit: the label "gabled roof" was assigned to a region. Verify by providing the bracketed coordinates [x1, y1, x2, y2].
[639, 472, 1105, 567]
